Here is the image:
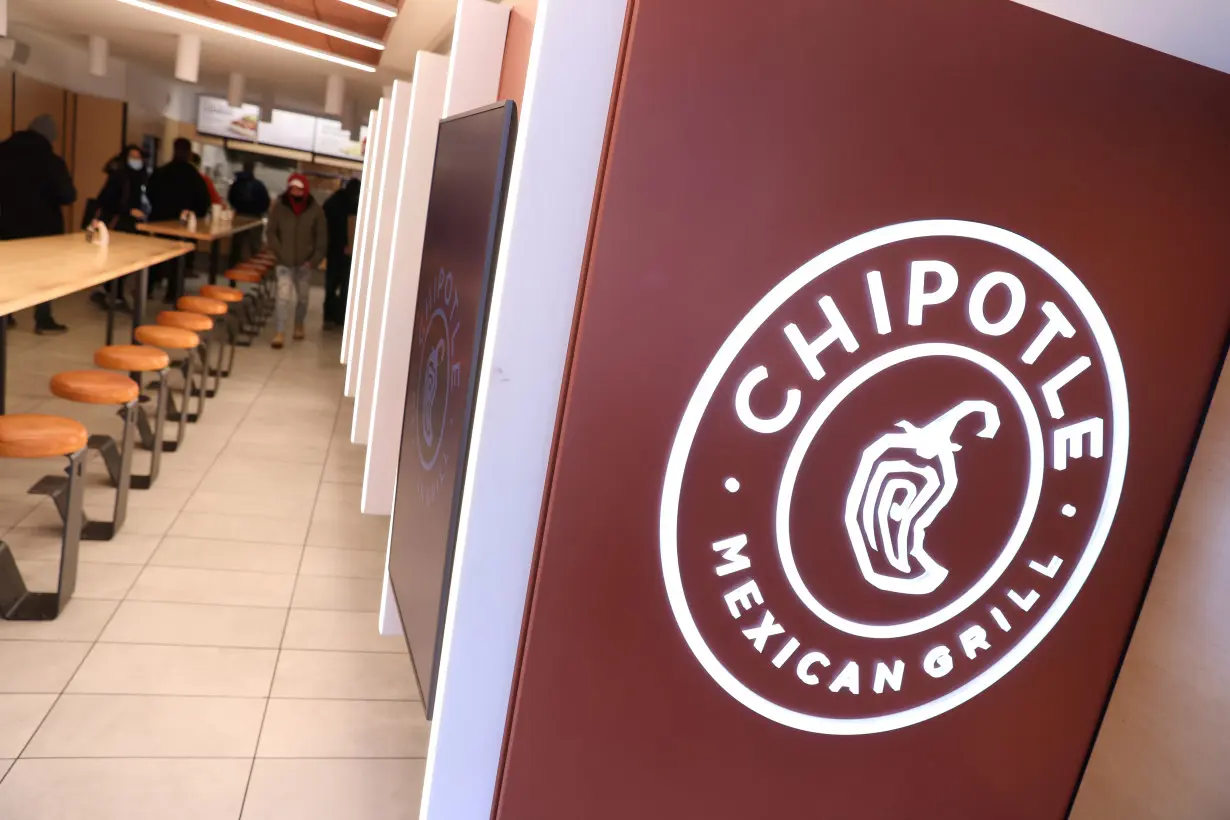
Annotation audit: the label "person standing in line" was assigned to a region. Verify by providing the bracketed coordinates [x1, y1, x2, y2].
[322, 178, 360, 330]
[146, 137, 211, 303]
[0, 114, 77, 334]
[191, 153, 223, 206]
[88, 144, 151, 312]
[267, 173, 326, 349]
[227, 160, 270, 267]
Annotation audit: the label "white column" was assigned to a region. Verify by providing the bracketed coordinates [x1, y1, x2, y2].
[325, 75, 346, 116]
[351, 84, 414, 443]
[88, 36, 108, 78]
[364, 53, 448, 518]
[174, 34, 201, 83]
[227, 73, 246, 107]
[341, 108, 379, 368]
[344, 98, 388, 397]
[442, 0, 511, 118]
[418, 0, 629, 817]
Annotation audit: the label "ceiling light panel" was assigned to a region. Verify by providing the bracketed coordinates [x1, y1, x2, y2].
[114, 0, 378, 72]
[336, 0, 398, 18]
[216, 0, 386, 50]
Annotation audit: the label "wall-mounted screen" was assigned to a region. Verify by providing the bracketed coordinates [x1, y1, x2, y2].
[196, 95, 260, 142]
[257, 108, 316, 153]
[315, 119, 370, 161]
[388, 101, 517, 718]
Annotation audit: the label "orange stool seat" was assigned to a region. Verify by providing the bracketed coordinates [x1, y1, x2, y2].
[157, 311, 213, 332]
[225, 269, 262, 284]
[135, 325, 200, 350]
[50, 371, 140, 405]
[94, 345, 170, 372]
[199, 285, 243, 303]
[0, 414, 88, 458]
[177, 296, 228, 316]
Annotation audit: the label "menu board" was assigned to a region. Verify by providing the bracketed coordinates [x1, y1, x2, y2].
[258, 108, 317, 153]
[197, 95, 260, 142]
[314, 119, 370, 161]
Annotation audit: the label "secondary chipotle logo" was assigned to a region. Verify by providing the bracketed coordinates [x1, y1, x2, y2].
[660, 220, 1128, 734]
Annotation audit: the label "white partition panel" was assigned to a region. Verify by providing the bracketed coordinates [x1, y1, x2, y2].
[345, 99, 388, 398]
[351, 82, 414, 443]
[442, 0, 511, 118]
[418, 0, 628, 816]
[341, 109, 379, 367]
[364, 52, 448, 517]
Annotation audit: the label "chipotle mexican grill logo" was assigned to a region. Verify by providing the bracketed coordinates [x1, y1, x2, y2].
[660, 221, 1128, 734]
[414, 268, 461, 507]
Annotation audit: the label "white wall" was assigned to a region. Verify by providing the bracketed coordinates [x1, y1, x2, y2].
[345, 96, 390, 402]
[419, 0, 628, 816]
[341, 109, 379, 367]
[363, 52, 447, 518]
[441, 0, 510, 118]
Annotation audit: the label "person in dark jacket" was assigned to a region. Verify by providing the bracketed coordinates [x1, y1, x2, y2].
[146, 137, 210, 302]
[0, 114, 77, 333]
[267, 173, 327, 349]
[227, 160, 270, 267]
[88, 145, 151, 311]
[321, 179, 360, 330]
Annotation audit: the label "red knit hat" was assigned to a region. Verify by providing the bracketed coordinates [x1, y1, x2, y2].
[287, 173, 309, 194]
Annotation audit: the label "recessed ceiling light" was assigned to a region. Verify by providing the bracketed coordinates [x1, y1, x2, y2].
[115, 0, 379, 72]
[216, 0, 385, 51]
[336, 0, 399, 18]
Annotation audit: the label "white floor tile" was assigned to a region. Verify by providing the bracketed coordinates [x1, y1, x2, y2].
[242, 758, 425, 820]
[128, 566, 296, 608]
[100, 601, 287, 649]
[0, 695, 57, 757]
[272, 650, 419, 701]
[150, 537, 303, 574]
[257, 699, 428, 758]
[0, 600, 117, 643]
[282, 610, 406, 653]
[24, 694, 265, 758]
[0, 759, 251, 820]
[168, 512, 309, 545]
[299, 546, 385, 580]
[292, 576, 382, 612]
[68, 643, 278, 697]
[15, 561, 140, 600]
[0, 642, 91, 693]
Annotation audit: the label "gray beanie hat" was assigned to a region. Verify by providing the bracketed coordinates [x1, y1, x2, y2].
[27, 114, 57, 144]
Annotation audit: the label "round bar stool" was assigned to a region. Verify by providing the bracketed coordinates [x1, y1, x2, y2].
[157, 310, 213, 420]
[94, 345, 171, 490]
[30, 371, 140, 542]
[0, 415, 89, 621]
[134, 325, 201, 450]
[199, 286, 244, 376]
[225, 268, 269, 344]
[177, 296, 229, 397]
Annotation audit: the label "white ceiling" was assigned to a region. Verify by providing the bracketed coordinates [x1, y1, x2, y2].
[8, 0, 459, 113]
[1014, 0, 1230, 74]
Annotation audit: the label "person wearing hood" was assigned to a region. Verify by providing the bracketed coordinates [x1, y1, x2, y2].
[87, 145, 151, 311]
[0, 114, 78, 334]
[266, 173, 327, 348]
[227, 160, 270, 267]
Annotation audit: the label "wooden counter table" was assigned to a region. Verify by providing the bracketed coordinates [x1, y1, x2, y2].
[136, 215, 264, 288]
[0, 231, 192, 413]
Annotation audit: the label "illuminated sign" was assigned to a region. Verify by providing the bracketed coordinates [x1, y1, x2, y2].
[661, 220, 1127, 734]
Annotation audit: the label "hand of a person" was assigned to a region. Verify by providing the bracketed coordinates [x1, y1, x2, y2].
[130, 209, 146, 220]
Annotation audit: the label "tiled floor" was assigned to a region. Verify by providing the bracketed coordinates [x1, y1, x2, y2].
[0, 289, 426, 819]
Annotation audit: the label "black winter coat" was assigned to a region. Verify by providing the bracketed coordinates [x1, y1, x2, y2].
[95, 157, 150, 233]
[0, 130, 77, 239]
[147, 159, 210, 222]
[228, 172, 271, 217]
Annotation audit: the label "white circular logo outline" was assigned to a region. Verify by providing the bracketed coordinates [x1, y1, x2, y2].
[659, 219, 1129, 735]
[776, 343, 1046, 639]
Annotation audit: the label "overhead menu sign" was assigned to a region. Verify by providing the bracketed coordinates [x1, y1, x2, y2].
[314, 119, 369, 161]
[258, 108, 317, 153]
[196, 95, 259, 142]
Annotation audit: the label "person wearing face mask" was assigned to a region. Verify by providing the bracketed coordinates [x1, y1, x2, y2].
[266, 173, 327, 348]
[87, 145, 152, 312]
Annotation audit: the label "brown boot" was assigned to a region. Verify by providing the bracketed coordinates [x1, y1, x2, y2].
[293, 324, 305, 341]
[271, 332, 285, 349]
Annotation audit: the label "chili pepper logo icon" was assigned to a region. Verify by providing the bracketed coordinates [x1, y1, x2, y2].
[843, 400, 1000, 596]
[421, 338, 446, 450]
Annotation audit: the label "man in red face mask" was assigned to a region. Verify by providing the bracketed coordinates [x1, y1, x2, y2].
[266, 173, 327, 348]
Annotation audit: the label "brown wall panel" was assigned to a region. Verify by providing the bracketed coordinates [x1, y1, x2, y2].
[0, 70, 13, 142]
[73, 94, 126, 231]
[13, 74, 67, 156]
[495, 1, 1230, 818]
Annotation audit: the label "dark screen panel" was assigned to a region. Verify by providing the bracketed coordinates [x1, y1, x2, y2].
[389, 101, 517, 717]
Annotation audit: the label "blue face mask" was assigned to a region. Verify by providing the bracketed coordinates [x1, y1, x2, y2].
[127, 158, 144, 171]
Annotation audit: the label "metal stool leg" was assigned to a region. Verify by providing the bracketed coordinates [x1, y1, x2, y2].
[132, 369, 168, 489]
[3, 449, 86, 620]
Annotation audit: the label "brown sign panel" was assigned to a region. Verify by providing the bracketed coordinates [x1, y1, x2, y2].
[495, 0, 1230, 818]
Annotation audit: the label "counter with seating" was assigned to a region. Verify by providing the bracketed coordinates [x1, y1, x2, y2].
[0, 242, 278, 621]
